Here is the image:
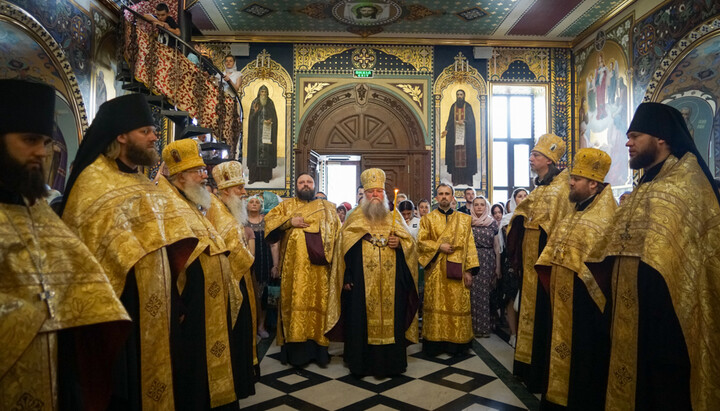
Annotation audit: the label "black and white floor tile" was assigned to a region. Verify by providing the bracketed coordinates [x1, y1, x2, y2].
[241, 334, 539, 410]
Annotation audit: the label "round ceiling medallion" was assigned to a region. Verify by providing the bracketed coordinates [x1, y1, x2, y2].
[332, 0, 402, 27]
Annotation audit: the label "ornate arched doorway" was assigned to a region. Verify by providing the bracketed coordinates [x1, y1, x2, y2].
[296, 84, 431, 201]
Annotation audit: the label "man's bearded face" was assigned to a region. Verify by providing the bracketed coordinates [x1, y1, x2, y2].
[627, 132, 660, 170]
[124, 127, 159, 166]
[296, 174, 315, 201]
[0, 133, 49, 202]
[360, 188, 389, 222]
[456, 90, 465, 105]
[181, 168, 211, 210]
[225, 192, 248, 225]
[259, 89, 268, 106]
[568, 175, 595, 203]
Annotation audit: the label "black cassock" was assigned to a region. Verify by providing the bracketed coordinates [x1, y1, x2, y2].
[336, 239, 418, 378]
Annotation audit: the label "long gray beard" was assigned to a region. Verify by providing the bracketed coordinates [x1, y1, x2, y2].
[184, 180, 211, 210]
[226, 195, 248, 225]
[260, 95, 268, 106]
[360, 194, 389, 223]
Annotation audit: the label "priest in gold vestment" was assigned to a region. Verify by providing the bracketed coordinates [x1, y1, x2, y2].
[507, 133, 572, 393]
[207, 160, 258, 399]
[264, 173, 341, 366]
[161, 139, 245, 410]
[61, 94, 205, 410]
[418, 183, 479, 356]
[1, 79, 130, 410]
[534, 148, 616, 410]
[585, 103, 720, 411]
[326, 168, 419, 377]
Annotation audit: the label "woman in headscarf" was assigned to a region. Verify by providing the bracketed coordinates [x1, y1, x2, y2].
[499, 188, 528, 347]
[245, 194, 279, 339]
[469, 196, 500, 337]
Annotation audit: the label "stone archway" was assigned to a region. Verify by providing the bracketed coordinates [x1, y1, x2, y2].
[297, 84, 431, 201]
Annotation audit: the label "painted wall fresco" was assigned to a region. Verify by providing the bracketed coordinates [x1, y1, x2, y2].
[0, 16, 80, 192]
[631, 0, 720, 110]
[576, 17, 632, 189]
[645, 17, 720, 177]
[239, 50, 293, 192]
[433, 52, 487, 190]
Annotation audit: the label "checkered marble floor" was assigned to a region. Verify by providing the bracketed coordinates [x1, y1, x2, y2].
[240, 334, 539, 410]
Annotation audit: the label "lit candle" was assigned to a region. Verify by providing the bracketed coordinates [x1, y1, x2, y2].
[390, 188, 399, 233]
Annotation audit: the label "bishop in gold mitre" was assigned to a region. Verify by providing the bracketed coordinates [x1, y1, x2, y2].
[585, 103, 720, 411]
[61, 94, 204, 410]
[264, 172, 341, 367]
[325, 168, 419, 377]
[507, 133, 573, 393]
[0, 79, 129, 410]
[534, 148, 616, 410]
[207, 160, 258, 399]
[418, 182, 479, 356]
[160, 139, 245, 409]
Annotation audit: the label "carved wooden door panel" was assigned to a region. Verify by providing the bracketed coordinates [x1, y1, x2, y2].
[297, 85, 431, 201]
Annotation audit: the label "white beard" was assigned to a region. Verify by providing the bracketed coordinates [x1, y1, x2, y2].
[184, 180, 211, 210]
[225, 195, 248, 225]
[260, 95, 268, 106]
[360, 193, 389, 223]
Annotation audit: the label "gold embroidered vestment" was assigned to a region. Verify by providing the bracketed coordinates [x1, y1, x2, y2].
[326, 207, 419, 344]
[1, 199, 129, 410]
[62, 155, 207, 410]
[264, 198, 341, 346]
[535, 184, 617, 406]
[418, 210, 479, 343]
[206, 194, 258, 365]
[509, 168, 572, 365]
[586, 154, 720, 411]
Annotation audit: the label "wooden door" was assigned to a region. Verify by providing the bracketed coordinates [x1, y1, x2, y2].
[296, 84, 431, 202]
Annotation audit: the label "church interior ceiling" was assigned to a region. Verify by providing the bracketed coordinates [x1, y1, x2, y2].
[188, 0, 631, 43]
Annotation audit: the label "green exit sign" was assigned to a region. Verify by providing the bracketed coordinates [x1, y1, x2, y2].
[353, 70, 373, 78]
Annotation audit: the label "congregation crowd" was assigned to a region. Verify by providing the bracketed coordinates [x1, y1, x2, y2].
[2, 77, 720, 411]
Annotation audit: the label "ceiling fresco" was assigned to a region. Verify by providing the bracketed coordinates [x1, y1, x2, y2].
[189, 0, 631, 43]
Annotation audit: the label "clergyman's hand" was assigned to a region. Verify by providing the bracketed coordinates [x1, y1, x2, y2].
[343, 283, 353, 291]
[463, 271, 472, 288]
[439, 243, 454, 254]
[388, 235, 400, 249]
[291, 216, 309, 228]
[270, 266, 279, 279]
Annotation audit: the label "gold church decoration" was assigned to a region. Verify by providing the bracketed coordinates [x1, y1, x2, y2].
[394, 83, 424, 108]
[295, 45, 353, 71]
[375, 46, 433, 72]
[304, 82, 332, 103]
[239, 50, 293, 93]
[489, 47, 550, 81]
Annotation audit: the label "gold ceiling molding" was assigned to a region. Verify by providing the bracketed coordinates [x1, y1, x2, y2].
[375, 46, 433, 72]
[489, 47, 550, 82]
[295, 44, 353, 71]
[197, 35, 572, 48]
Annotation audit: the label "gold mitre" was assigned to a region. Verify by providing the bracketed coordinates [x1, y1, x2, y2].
[361, 168, 386, 190]
[532, 133, 566, 164]
[571, 148, 611, 182]
[162, 138, 206, 176]
[212, 161, 246, 190]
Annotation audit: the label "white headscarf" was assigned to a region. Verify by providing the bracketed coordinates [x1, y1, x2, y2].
[500, 188, 529, 229]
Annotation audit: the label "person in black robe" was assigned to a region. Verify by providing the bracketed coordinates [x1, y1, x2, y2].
[326, 168, 420, 377]
[442, 89, 477, 186]
[246, 85, 278, 184]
